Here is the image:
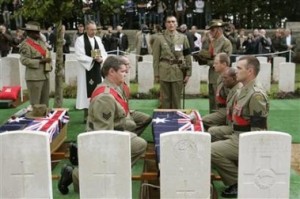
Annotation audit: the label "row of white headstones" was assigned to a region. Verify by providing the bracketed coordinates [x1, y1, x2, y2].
[0, 53, 295, 100]
[0, 130, 291, 198]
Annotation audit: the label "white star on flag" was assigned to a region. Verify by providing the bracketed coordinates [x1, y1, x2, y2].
[8, 117, 26, 123]
[152, 117, 169, 124]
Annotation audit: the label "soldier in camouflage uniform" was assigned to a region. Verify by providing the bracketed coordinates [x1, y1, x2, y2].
[208, 67, 242, 142]
[194, 19, 232, 113]
[152, 16, 192, 109]
[211, 55, 269, 198]
[20, 22, 52, 107]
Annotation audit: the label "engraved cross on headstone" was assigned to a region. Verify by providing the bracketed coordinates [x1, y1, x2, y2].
[93, 160, 116, 197]
[175, 179, 195, 198]
[11, 160, 34, 197]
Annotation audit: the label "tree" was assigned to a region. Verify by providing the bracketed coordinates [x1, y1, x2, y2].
[210, 0, 296, 28]
[12, 0, 74, 108]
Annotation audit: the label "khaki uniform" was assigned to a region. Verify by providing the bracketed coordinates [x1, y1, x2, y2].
[202, 75, 229, 130]
[119, 82, 152, 136]
[152, 30, 192, 109]
[211, 79, 269, 186]
[208, 82, 242, 142]
[72, 79, 147, 192]
[197, 35, 232, 112]
[20, 37, 51, 106]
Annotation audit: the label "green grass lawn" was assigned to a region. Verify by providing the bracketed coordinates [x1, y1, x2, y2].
[1, 63, 300, 198]
[1, 98, 300, 198]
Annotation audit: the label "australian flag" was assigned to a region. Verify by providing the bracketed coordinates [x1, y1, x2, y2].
[152, 110, 203, 164]
[0, 109, 69, 143]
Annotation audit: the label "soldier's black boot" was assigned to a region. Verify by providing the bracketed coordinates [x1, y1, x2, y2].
[58, 165, 74, 195]
[221, 183, 238, 198]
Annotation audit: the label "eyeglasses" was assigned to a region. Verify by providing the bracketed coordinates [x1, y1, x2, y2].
[166, 20, 176, 23]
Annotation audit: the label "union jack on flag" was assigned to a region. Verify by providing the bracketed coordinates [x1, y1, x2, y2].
[152, 110, 204, 163]
[0, 109, 69, 143]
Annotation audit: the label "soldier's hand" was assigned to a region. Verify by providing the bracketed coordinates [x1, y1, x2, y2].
[40, 58, 51, 64]
[192, 53, 200, 61]
[94, 56, 103, 63]
[183, 76, 190, 85]
[155, 76, 160, 83]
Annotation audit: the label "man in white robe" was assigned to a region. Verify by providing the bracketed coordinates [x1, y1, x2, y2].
[75, 20, 107, 121]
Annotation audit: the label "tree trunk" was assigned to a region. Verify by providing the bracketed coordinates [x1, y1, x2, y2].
[54, 21, 64, 108]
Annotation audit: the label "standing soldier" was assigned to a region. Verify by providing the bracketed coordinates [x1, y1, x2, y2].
[20, 21, 52, 107]
[211, 55, 269, 197]
[194, 19, 232, 113]
[152, 15, 192, 109]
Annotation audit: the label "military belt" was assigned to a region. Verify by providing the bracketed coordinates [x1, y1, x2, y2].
[233, 124, 251, 132]
[217, 104, 226, 108]
[160, 58, 183, 65]
[33, 56, 43, 59]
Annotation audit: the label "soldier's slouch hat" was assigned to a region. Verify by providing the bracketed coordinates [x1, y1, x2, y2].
[206, 19, 228, 30]
[22, 21, 41, 32]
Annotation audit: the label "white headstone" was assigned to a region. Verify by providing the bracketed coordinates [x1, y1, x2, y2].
[65, 53, 77, 61]
[0, 57, 25, 101]
[7, 54, 27, 91]
[256, 56, 268, 63]
[138, 61, 154, 93]
[125, 70, 130, 86]
[186, 64, 201, 94]
[231, 62, 237, 68]
[49, 66, 55, 93]
[199, 64, 209, 82]
[0, 57, 21, 88]
[65, 60, 79, 86]
[142, 54, 153, 62]
[272, 56, 286, 82]
[0, 131, 52, 198]
[69, 47, 75, 53]
[235, 56, 241, 62]
[238, 131, 291, 199]
[257, 62, 271, 92]
[127, 53, 136, 81]
[279, 62, 295, 92]
[160, 131, 211, 198]
[78, 131, 131, 199]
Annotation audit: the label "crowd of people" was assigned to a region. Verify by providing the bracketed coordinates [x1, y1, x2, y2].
[1, 13, 293, 197]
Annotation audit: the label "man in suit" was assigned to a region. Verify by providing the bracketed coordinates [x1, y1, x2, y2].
[282, 28, 297, 62]
[0, 24, 12, 57]
[113, 25, 129, 55]
[49, 24, 72, 61]
[20, 21, 52, 107]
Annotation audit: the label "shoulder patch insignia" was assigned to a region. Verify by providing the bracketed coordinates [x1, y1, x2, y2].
[20, 48, 28, 55]
[253, 110, 263, 116]
[254, 94, 263, 101]
[102, 112, 112, 120]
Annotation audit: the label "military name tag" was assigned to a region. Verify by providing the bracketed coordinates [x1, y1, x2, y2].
[174, 44, 183, 51]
